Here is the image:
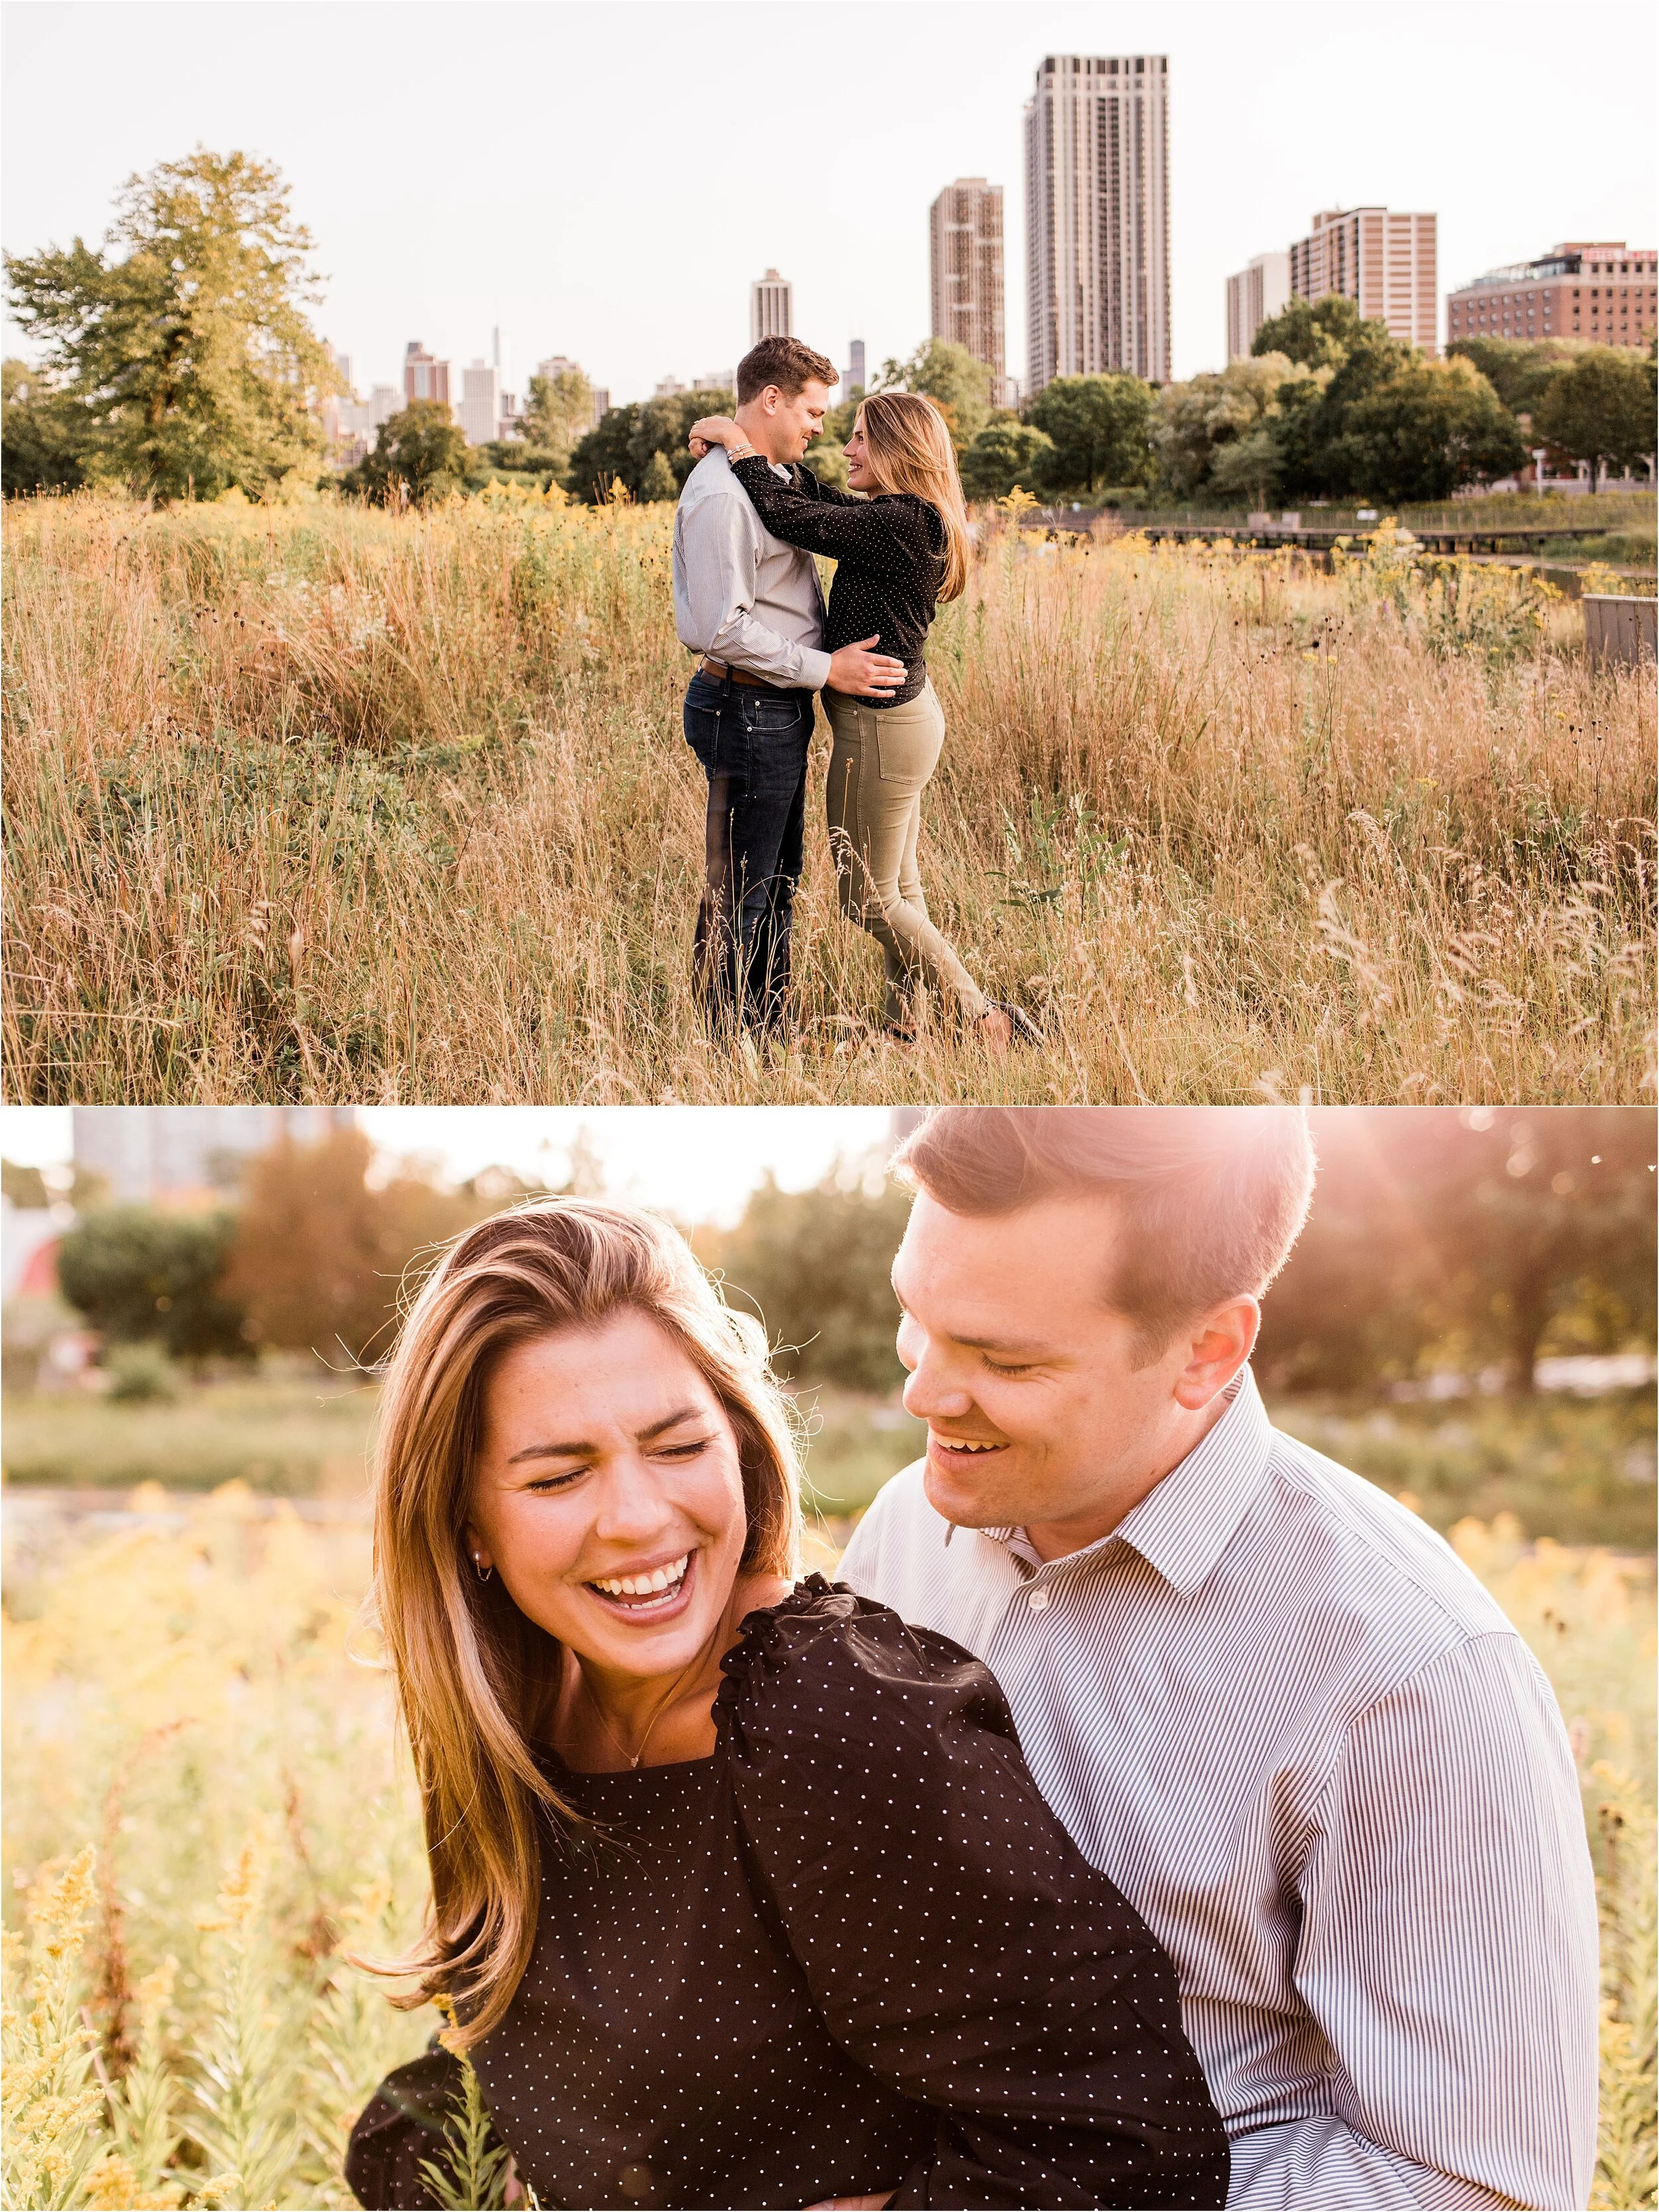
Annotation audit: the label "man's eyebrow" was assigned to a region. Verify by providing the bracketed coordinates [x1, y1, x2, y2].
[506, 1404, 704, 1465]
[890, 1281, 1050, 1360]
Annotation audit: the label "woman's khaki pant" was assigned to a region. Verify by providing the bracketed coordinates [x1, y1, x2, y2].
[823, 682, 988, 1031]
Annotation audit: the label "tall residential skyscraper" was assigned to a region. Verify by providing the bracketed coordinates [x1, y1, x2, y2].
[751, 269, 792, 346]
[403, 341, 451, 408]
[1024, 54, 1171, 396]
[1288, 208, 1438, 352]
[1225, 251, 1291, 360]
[930, 179, 1006, 389]
[846, 338, 867, 394]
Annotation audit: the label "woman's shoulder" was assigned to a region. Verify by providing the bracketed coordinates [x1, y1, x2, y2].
[717, 1573, 1012, 1757]
[878, 492, 948, 546]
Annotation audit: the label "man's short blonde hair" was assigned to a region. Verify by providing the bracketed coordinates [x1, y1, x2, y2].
[894, 1108, 1315, 1353]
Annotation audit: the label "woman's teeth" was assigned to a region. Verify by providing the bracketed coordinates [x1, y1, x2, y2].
[942, 1439, 1003, 1453]
[591, 1554, 689, 1602]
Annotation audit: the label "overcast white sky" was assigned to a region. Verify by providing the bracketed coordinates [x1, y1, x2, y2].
[3, 0, 1654, 403]
[0, 1106, 895, 1224]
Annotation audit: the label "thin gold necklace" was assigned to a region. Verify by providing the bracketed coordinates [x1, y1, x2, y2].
[577, 1630, 717, 1771]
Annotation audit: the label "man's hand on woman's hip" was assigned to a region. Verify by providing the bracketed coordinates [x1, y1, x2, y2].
[826, 635, 904, 699]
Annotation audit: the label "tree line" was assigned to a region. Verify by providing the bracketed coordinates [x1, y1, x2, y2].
[5, 147, 1654, 509]
[15, 1110, 1652, 1400]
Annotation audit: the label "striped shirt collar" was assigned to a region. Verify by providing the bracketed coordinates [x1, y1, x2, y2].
[975, 1366, 1275, 1597]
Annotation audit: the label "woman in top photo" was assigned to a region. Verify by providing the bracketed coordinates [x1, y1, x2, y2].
[345, 1197, 1228, 2212]
[687, 394, 1040, 1055]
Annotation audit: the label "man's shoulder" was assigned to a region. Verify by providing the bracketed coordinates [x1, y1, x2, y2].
[678, 449, 746, 512]
[1254, 1426, 1518, 1659]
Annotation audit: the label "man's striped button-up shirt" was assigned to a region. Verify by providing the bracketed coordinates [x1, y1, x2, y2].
[839, 1368, 1599, 2211]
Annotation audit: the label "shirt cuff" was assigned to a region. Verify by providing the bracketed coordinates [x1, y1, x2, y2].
[796, 645, 833, 692]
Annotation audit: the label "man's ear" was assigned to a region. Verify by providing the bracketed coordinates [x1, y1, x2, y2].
[1172, 1297, 1259, 1412]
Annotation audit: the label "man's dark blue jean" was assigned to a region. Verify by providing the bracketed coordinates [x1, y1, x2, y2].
[683, 670, 815, 1037]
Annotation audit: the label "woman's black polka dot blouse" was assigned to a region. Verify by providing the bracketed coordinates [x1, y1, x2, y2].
[346, 1579, 1230, 2211]
[729, 455, 946, 707]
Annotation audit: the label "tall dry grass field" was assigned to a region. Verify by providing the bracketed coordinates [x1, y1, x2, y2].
[3, 1490, 1653, 2209]
[3, 491, 1652, 1103]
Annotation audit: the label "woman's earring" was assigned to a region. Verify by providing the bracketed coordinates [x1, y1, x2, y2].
[473, 1555, 494, 1584]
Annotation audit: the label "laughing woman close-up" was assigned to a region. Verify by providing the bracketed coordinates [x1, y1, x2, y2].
[344, 1198, 1229, 2212]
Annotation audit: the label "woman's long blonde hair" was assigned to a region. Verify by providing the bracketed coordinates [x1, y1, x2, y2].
[358, 1199, 801, 2047]
[857, 391, 972, 601]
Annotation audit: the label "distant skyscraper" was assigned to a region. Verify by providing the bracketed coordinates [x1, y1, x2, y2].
[1024, 54, 1171, 396]
[1288, 208, 1437, 352]
[846, 338, 867, 394]
[1226, 251, 1291, 360]
[72, 1108, 356, 1204]
[403, 341, 451, 409]
[751, 269, 792, 346]
[461, 359, 500, 444]
[654, 375, 687, 398]
[930, 179, 1006, 389]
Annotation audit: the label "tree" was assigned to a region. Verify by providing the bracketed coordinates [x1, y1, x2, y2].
[1, 1157, 51, 1209]
[56, 1207, 250, 1362]
[344, 401, 469, 506]
[1338, 356, 1526, 503]
[5, 149, 339, 502]
[960, 419, 1057, 501]
[873, 340, 993, 453]
[515, 364, 595, 477]
[699, 1167, 914, 1392]
[638, 449, 678, 502]
[1257, 1109, 1656, 1393]
[1249, 296, 1414, 500]
[1, 357, 90, 496]
[567, 402, 640, 502]
[567, 386, 734, 503]
[1024, 374, 1155, 496]
[1153, 353, 1320, 504]
[1445, 336, 1587, 421]
[1252, 293, 1371, 371]
[221, 1126, 488, 1363]
[1536, 348, 1658, 485]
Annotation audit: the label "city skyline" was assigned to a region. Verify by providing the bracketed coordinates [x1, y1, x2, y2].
[3, 1, 1655, 405]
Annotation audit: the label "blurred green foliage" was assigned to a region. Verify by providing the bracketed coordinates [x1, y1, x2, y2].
[698, 1169, 913, 1393]
[55, 1205, 249, 1363]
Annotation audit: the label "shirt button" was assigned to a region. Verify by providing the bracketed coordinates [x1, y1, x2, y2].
[618, 2164, 655, 2203]
[1027, 1585, 1050, 1611]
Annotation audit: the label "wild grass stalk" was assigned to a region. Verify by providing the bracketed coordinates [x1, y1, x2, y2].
[3, 494, 1651, 1101]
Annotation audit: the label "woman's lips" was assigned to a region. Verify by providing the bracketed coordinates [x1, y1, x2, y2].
[585, 1550, 695, 1619]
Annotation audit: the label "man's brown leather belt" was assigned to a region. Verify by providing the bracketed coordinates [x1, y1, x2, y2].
[699, 656, 784, 690]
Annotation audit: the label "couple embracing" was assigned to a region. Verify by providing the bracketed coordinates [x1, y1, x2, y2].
[671, 334, 1037, 1055]
[348, 1107, 1596, 2212]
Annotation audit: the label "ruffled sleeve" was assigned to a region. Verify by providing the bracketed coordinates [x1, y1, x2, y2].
[345, 2041, 504, 2211]
[717, 1578, 1230, 2211]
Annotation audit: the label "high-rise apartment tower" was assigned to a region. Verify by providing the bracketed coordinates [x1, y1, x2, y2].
[1225, 252, 1291, 360]
[846, 338, 867, 394]
[1288, 208, 1437, 352]
[930, 179, 1006, 389]
[751, 269, 792, 346]
[403, 341, 451, 409]
[1024, 54, 1171, 396]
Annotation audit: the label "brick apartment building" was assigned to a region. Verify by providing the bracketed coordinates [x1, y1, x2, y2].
[1288, 207, 1437, 352]
[1446, 243, 1657, 349]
